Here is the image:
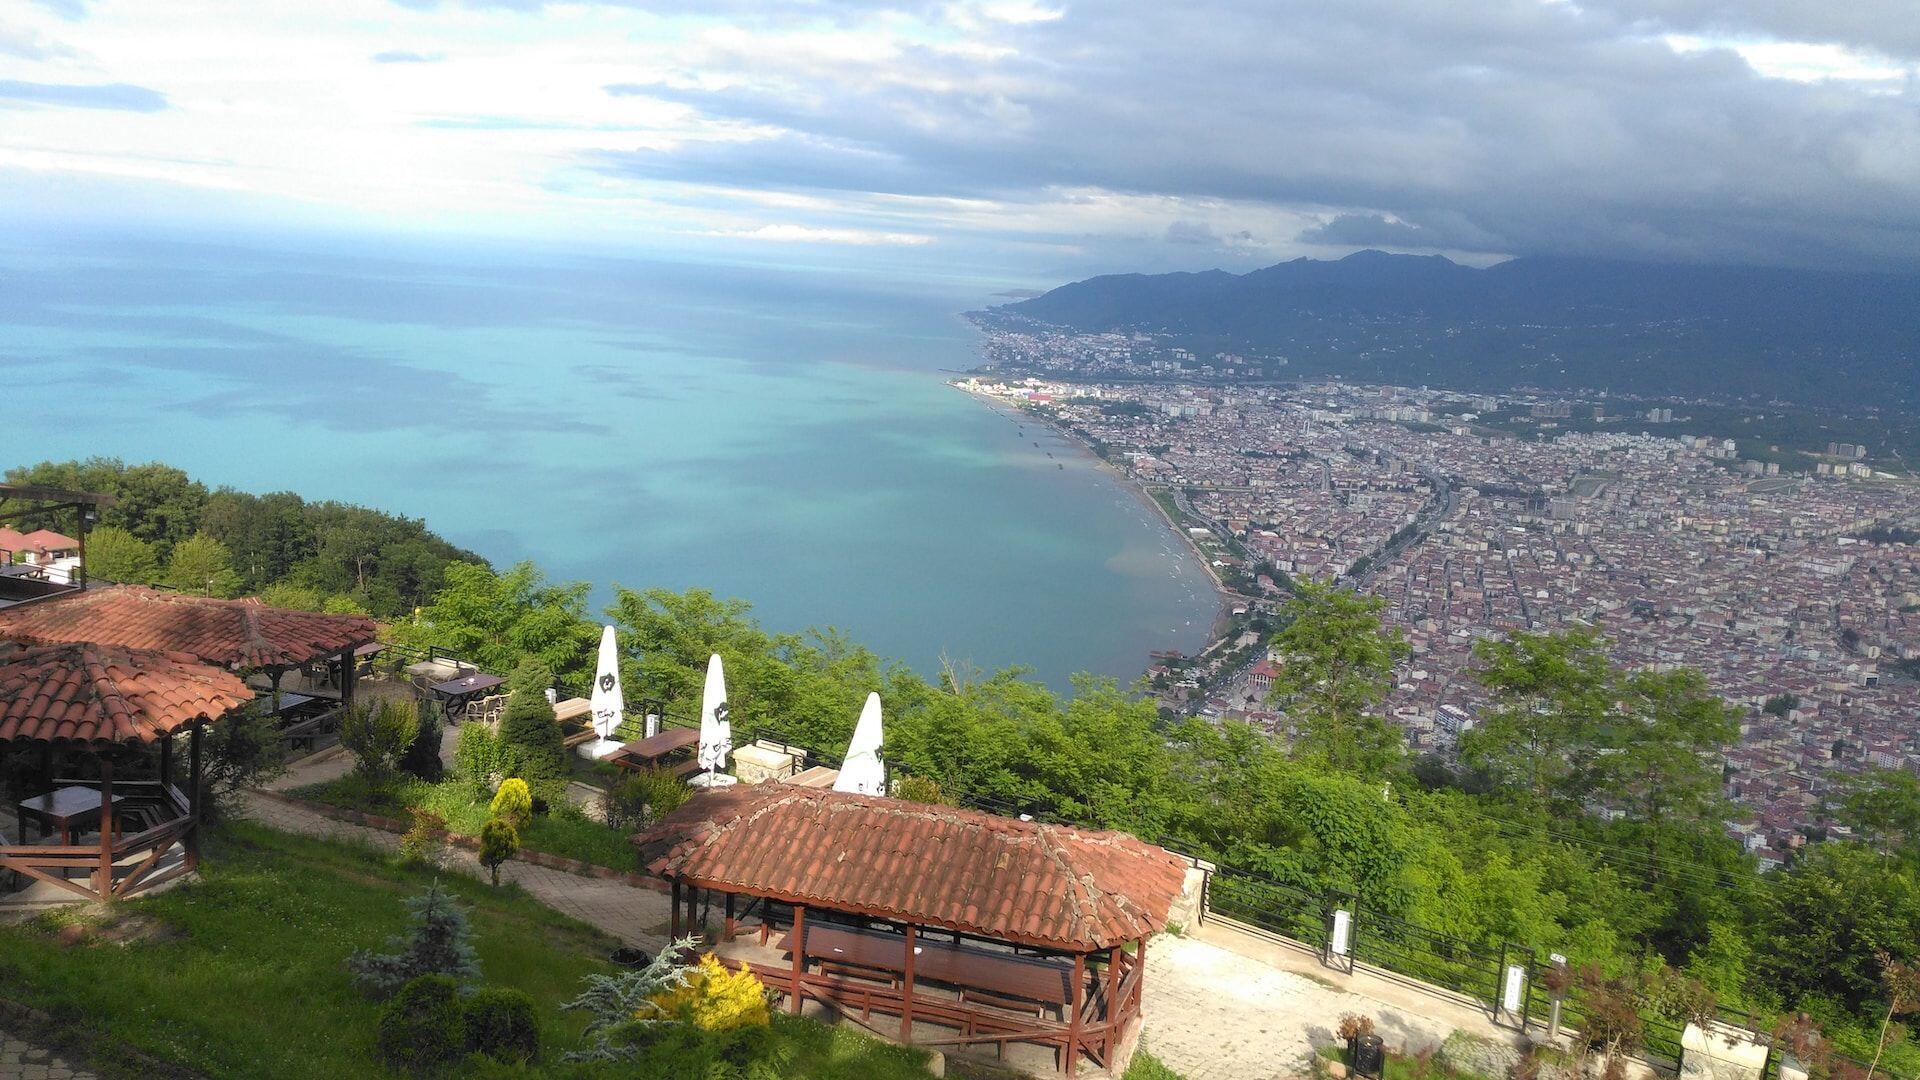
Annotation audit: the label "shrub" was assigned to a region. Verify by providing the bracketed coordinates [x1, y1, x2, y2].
[1337, 1014, 1375, 1042]
[498, 658, 566, 783]
[347, 880, 481, 998]
[377, 974, 465, 1072]
[199, 707, 288, 816]
[604, 766, 690, 831]
[894, 774, 944, 805]
[453, 723, 505, 795]
[463, 986, 540, 1064]
[644, 953, 770, 1033]
[479, 817, 519, 886]
[399, 807, 450, 868]
[489, 778, 533, 831]
[563, 935, 702, 1062]
[398, 699, 444, 783]
[341, 699, 418, 784]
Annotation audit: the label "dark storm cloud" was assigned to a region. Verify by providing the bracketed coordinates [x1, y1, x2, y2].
[584, 0, 1920, 268]
[0, 78, 167, 111]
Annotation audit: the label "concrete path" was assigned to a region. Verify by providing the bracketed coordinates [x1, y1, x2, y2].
[238, 787, 673, 953]
[0, 1033, 94, 1080]
[1142, 923, 1524, 1080]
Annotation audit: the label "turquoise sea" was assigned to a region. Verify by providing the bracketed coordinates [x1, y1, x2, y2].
[0, 229, 1218, 689]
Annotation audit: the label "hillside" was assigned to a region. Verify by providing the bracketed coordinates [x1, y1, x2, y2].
[981, 251, 1920, 410]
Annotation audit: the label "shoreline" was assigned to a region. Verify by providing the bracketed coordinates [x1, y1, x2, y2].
[951, 382, 1237, 654]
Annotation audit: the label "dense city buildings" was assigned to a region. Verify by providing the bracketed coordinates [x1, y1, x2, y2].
[958, 365, 1920, 863]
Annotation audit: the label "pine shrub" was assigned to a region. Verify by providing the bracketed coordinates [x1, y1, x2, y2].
[397, 699, 444, 782]
[478, 816, 519, 886]
[489, 778, 533, 830]
[347, 880, 482, 998]
[497, 658, 566, 783]
[376, 974, 465, 1072]
[463, 986, 540, 1064]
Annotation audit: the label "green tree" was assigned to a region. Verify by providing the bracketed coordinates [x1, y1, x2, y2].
[1837, 769, 1920, 861]
[1599, 667, 1738, 829]
[340, 700, 418, 786]
[1264, 582, 1408, 777]
[395, 562, 598, 685]
[84, 525, 159, 585]
[497, 661, 566, 785]
[1461, 628, 1613, 808]
[164, 532, 241, 597]
[1757, 843, 1920, 1012]
[479, 817, 519, 886]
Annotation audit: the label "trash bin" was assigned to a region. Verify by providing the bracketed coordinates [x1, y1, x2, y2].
[1352, 1033, 1386, 1078]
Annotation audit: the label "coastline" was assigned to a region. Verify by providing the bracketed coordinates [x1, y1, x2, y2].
[951, 382, 1237, 651]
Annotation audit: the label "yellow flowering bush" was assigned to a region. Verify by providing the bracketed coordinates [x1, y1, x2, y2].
[643, 953, 770, 1032]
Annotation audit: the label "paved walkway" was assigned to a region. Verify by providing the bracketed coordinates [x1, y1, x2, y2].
[247, 746, 673, 952]
[1142, 923, 1525, 1080]
[0, 1033, 94, 1080]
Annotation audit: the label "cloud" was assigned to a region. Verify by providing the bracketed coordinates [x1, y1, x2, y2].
[0, 21, 76, 60]
[371, 49, 443, 63]
[27, 0, 87, 21]
[703, 223, 934, 245]
[0, 79, 167, 111]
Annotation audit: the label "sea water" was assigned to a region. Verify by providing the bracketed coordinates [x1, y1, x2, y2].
[0, 229, 1217, 689]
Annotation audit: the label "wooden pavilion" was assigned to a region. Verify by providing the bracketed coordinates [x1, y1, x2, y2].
[0, 585, 378, 735]
[0, 642, 252, 900]
[634, 785, 1188, 1077]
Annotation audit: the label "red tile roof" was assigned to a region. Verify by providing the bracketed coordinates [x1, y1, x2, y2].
[0, 585, 377, 669]
[634, 785, 1188, 952]
[20, 529, 79, 551]
[0, 642, 253, 748]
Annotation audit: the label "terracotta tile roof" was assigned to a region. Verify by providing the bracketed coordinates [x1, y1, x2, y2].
[20, 529, 79, 551]
[0, 642, 253, 748]
[0, 585, 377, 669]
[634, 785, 1188, 952]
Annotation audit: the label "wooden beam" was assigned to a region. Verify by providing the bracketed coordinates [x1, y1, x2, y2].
[159, 732, 173, 791]
[1066, 951, 1085, 1076]
[671, 879, 682, 940]
[724, 892, 736, 941]
[339, 648, 358, 712]
[1106, 945, 1121, 1044]
[96, 756, 115, 899]
[790, 904, 806, 1015]
[186, 724, 203, 870]
[900, 924, 916, 1042]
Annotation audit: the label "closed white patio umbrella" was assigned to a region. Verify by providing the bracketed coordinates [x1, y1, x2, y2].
[580, 624, 626, 759]
[832, 692, 887, 796]
[692, 652, 736, 788]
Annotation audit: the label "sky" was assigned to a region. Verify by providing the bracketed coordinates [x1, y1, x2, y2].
[3, 0, 1918, 282]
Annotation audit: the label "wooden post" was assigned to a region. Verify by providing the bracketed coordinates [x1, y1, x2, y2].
[75, 503, 88, 589]
[339, 647, 358, 711]
[1136, 937, 1147, 1007]
[671, 880, 682, 940]
[269, 667, 284, 711]
[790, 904, 806, 1015]
[1106, 945, 1122, 1047]
[901, 924, 917, 1041]
[96, 756, 115, 899]
[1067, 951, 1085, 1076]
[186, 724, 203, 870]
[159, 733, 173, 791]
[724, 892, 736, 941]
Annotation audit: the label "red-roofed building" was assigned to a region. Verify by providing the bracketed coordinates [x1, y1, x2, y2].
[0, 641, 251, 902]
[635, 784, 1188, 1075]
[0, 585, 376, 674]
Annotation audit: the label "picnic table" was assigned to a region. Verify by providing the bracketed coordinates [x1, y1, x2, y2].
[607, 727, 701, 776]
[429, 673, 506, 719]
[16, 785, 126, 845]
[778, 923, 1073, 1007]
[260, 690, 317, 716]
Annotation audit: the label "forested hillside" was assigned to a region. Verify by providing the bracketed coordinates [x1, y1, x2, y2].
[3, 458, 479, 616]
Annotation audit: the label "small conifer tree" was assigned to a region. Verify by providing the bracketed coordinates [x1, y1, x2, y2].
[479, 816, 519, 886]
[347, 879, 482, 998]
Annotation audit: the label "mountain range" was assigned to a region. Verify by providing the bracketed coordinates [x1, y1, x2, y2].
[982, 251, 1920, 410]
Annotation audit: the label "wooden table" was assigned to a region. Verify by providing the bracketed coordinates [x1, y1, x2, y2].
[607, 727, 700, 775]
[779, 924, 1073, 1006]
[429, 673, 505, 719]
[16, 785, 126, 845]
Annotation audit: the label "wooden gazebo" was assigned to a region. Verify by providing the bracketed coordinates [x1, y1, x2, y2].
[0, 642, 252, 900]
[0, 585, 378, 721]
[634, 786, 1188, 1076]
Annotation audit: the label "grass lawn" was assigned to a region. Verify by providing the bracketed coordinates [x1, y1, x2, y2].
[0, 820, 932, 1080]
[293, 773, 637, 871]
